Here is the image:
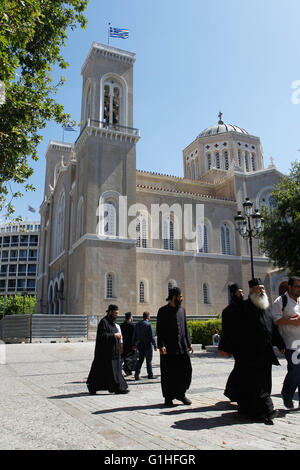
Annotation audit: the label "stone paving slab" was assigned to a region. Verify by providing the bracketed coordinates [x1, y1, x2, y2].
[1, 342, 300, 450]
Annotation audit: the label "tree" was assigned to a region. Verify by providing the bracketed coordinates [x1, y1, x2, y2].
[0, 294, 37, 315]
[0, 0, 88, 217]
[261, 161, 300, 275]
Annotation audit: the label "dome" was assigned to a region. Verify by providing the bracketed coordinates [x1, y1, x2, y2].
[198, 113, 249, 137]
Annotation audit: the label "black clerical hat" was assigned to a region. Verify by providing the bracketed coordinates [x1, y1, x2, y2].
[106, 304, 119, 313]
[248, 278, 263, 288]
[166, 287, 182, 301]
[229, 283, 241, 294]
[125, 312, 132, 320]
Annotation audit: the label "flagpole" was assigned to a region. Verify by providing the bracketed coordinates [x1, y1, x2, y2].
[108, 22, 111, 45]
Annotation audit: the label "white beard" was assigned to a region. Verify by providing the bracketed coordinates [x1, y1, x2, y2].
[250, 293, 270, 310]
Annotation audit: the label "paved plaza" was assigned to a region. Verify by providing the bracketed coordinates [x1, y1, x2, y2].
[1, 341, 300, 451]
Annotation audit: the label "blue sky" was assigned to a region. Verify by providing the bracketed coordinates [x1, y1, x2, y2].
[4, 0, 300, 220]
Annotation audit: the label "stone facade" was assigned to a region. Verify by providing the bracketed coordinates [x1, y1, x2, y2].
[37, 42, 285, 317]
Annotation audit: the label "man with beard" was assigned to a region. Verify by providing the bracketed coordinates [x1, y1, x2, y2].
[156, 287, 193, 407]
[272, 276, 300, 409]
[218, 284, 244, 401]
[233, 279, 285, 424]
[86, 305, 129, 395]
[120, 312, 137, 376]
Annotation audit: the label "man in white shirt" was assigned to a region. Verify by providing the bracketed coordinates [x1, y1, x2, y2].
[272, 276, 300, 409]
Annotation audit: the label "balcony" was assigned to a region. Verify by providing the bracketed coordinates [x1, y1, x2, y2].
[76, 119, 140, 146]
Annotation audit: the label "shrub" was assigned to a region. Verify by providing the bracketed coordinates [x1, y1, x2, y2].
[187, 320, 222, 348]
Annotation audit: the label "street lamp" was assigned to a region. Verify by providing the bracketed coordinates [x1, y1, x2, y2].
[234, 198, 264, 279]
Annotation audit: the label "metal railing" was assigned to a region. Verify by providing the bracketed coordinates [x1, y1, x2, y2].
[76, 119, 140, 144]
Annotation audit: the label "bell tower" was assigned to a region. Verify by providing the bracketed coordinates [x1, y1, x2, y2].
[69, 42, 140, 315]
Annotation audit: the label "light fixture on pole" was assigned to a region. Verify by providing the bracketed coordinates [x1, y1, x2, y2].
[234, 198, 264, 279]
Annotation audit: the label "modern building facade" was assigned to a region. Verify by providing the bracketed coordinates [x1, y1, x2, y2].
[0, 221, 40, 297]
[37, 42, 285, 317]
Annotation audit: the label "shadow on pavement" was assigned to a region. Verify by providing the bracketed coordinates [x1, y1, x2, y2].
[93, 403, 167, 414]
[48, 392, 108, 399]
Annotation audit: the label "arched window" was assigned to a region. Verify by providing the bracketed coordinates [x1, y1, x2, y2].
[139, 281, 145, 303]
[245, 152, 250, 172]
[258, 188, 277, 212]
[101, 75, 126, 128]
[203, 283, 210, 304]
[106, 273, 114, 299]
[221, 223, 232, 255]
[104, 202, 116, 236]
[207, 154, 212, 171]
[48, 284, 54, 314]
[238, 150, 242, 167]
[194, 158, 199, 179]
[251, 153, 256, 171]
[223, 151, 229, 171]
[136, 215, 147, 248]
[197, 224, 208, 253]
[215, 152, 220, 169]
[163, 217, 174, 250]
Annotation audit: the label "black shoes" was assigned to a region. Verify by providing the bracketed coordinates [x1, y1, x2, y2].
[264, 409, 279, 425]
[283, 398, 294, 409]
[87, 385, 96, 395]
[134, 375, 140, 380]
[114, 389, 129, 394]
[177, 395, 192, 405]
[164, 398, 175, 407]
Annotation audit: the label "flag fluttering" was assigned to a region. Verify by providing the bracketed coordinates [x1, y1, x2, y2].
[109, 26, 129, 39]
[28, 205, 36, 213]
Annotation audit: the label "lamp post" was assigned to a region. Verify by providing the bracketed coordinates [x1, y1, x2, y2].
[234, 197, 264, 279]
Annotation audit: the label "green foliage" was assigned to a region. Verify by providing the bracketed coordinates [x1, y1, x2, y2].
[0, 0, 88, 217]
[260, 161, 300, 275]
[187, 320, 222, 348]
[0, 295, 37, 316]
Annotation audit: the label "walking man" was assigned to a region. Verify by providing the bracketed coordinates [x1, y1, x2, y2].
[86, 305, 129, 395]
[218, 283, 244, 401]
[231, 279, 285, 424]
[272, 276, 300, 409]
[121, 312, 137, 376]
[133, 312, 157, 380]
[157, 287, 193, 407]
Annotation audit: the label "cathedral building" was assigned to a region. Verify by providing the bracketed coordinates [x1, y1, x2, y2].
[37, 42, 285, 317]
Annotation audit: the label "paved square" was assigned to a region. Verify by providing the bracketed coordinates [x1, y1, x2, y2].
[1, 342, 300, 450]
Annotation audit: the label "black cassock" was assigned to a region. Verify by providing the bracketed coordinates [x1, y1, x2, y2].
[231, 299, 285, 418]
[120, 320, 137, 374]
[157, 304, 192, 400]
[86, 316, 128, 393]
[218, 299, 242, 401]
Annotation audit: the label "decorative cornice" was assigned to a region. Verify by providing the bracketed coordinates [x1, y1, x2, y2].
[81, 42, 136, 75]
[136, 183, 236, 203]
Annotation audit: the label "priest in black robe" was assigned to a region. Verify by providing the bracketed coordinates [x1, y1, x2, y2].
[157, 287, 193, 406]
[231, 279, 285, 424]
[120, 312, 137, 376]
[218, 283, 244, 401]
[86, 305, 129, 395]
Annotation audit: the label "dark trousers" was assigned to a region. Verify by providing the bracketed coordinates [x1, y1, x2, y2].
[135, 344, 153, 377]
[282, 349, 300, 402]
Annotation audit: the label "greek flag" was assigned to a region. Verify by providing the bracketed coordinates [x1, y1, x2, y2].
[62, 124, 76, 132]
[109, 26, 129, 39]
